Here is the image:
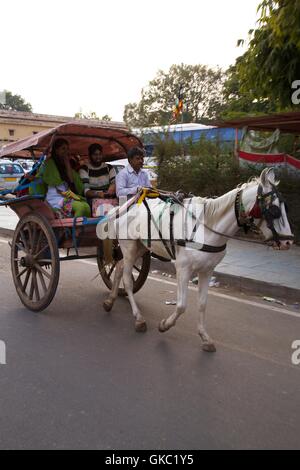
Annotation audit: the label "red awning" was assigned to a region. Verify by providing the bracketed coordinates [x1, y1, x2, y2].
[215, 111, 300, 134]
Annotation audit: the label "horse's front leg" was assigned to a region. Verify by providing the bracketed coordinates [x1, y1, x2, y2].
[197, 271, 216, 353]
[159, 267, 190, 333]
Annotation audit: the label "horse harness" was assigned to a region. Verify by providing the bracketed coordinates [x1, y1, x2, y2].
[235, 184, 294, 247]
[141, 193, 227, 260]
[113, 185, 293, 262]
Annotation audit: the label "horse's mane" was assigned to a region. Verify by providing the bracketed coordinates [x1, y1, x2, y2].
[188, 178, 260, 225]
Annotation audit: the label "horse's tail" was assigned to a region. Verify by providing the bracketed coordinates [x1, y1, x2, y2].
[103, 239, 114, 265]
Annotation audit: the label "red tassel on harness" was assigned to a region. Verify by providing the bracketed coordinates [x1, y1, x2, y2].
[250, 203, 262, 219]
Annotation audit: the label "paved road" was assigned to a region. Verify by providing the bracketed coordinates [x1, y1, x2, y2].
[1, 204, 299, 300]
[0, 206, 16, 231]
[0, 236, 300, 450]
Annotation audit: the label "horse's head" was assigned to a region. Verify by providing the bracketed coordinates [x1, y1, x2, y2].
[249, 168, 294, 250]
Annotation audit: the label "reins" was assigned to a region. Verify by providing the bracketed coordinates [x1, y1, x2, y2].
[168, 185, 293, 247]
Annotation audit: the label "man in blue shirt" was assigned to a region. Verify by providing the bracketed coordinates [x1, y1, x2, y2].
[116, 147, 151, 198]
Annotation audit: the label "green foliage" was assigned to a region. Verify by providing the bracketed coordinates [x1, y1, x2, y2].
[279, 177, 300, 243]
[123, 64, 225, 127]
[155, 136, 241, 197]
[154, 136, 300, 242]
[0, 90, 32, 112]
[276, 133, 296, 154]
[233, 0, 300, 109]
[75, 111, 112, 121]
[221, 65, 278, 119]
[100, 114, 113, 122]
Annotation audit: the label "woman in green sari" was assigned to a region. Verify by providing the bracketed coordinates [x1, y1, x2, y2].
[42, 138, 91, 218]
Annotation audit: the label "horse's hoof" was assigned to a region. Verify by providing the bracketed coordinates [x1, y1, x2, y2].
[202, 343, 217, 353]
[135, 321, 147, 333]
[158, 320, 168, 333]
[103, 300, 113, 312]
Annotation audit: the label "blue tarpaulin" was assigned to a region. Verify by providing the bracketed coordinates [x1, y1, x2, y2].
[140, 126, 242, 156]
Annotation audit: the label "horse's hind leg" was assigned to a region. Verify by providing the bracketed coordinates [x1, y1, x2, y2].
[197, 272, 216, 353]
[159, 267, 190, 333]
[103, 259, 124, 312]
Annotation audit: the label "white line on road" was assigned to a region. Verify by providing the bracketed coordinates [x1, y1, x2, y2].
[1, 240, 297, 319]
[76, 259, 300, 319]
[147, 276, 300, 319]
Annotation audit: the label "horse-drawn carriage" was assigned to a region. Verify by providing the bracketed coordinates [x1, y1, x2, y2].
[0, 120, 294, 348]
[0, 121, 151, 312]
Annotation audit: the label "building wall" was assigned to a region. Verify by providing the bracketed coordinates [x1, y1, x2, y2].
[0, 111, 71, 148]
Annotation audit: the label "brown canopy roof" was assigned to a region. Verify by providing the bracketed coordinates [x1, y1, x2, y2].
[215, 111, 300, 134]
[0, 121, 143, 161]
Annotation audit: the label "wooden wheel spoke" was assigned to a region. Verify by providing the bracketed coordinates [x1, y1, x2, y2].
[107, 262, 117, 279]
[16, 267, 29, 280]
[30, 223, 38, 254]
[25, 223, 34, 251]
[15, 242, 26, 254]
[35, 263, 52, 280]
[37, 270, 47, 294]
[34, 243, 50, 260]
[36, 259, 53, 265]
[22, 269, 31, 293]
[19, 231, 29, 253]
[29, 274, 35, 301]
[133, 265, 141, 273]
[32, 270, 40, 302]
[34, 230, 44, 256]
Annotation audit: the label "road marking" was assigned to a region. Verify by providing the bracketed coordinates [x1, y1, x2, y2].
[1, 241, 297, 319]
[75, 259, 300, 319]
[147, 276, 300, 319]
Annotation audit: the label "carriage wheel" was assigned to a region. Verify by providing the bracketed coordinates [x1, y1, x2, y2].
[97, 243, 151, 297]
[11, 213, 60, 312]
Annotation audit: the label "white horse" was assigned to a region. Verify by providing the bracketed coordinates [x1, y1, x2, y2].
[102, 168, 294, 352]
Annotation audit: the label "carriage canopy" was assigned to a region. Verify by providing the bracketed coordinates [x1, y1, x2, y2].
[0, 121, 143, 162]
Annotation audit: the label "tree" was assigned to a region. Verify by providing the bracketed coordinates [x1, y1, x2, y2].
[123, 64, 225, 127]
[0, 90, 32, 112]
[232, 0, 300, 109]
[75, 111, 112, 121]
[221, 64, 277, 119]
[100, 114, 112, 122]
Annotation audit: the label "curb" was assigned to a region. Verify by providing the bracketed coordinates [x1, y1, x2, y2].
[0, 227, 14, 237]
[150, 258, 300, 303]
[213, 271, 300, 303]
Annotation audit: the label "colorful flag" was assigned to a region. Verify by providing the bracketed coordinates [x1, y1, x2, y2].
[173, 85, 184, 121]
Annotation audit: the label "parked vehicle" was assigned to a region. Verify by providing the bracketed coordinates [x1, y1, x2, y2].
[111, 162, 125, 174]
[0, 161, 24, 191]
[16, 159, 35, 172]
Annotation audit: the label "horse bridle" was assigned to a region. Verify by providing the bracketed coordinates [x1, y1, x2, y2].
[235, 184, 294, 246]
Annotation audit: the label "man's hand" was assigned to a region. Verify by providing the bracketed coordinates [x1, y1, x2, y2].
[106, 187, 115, 196]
